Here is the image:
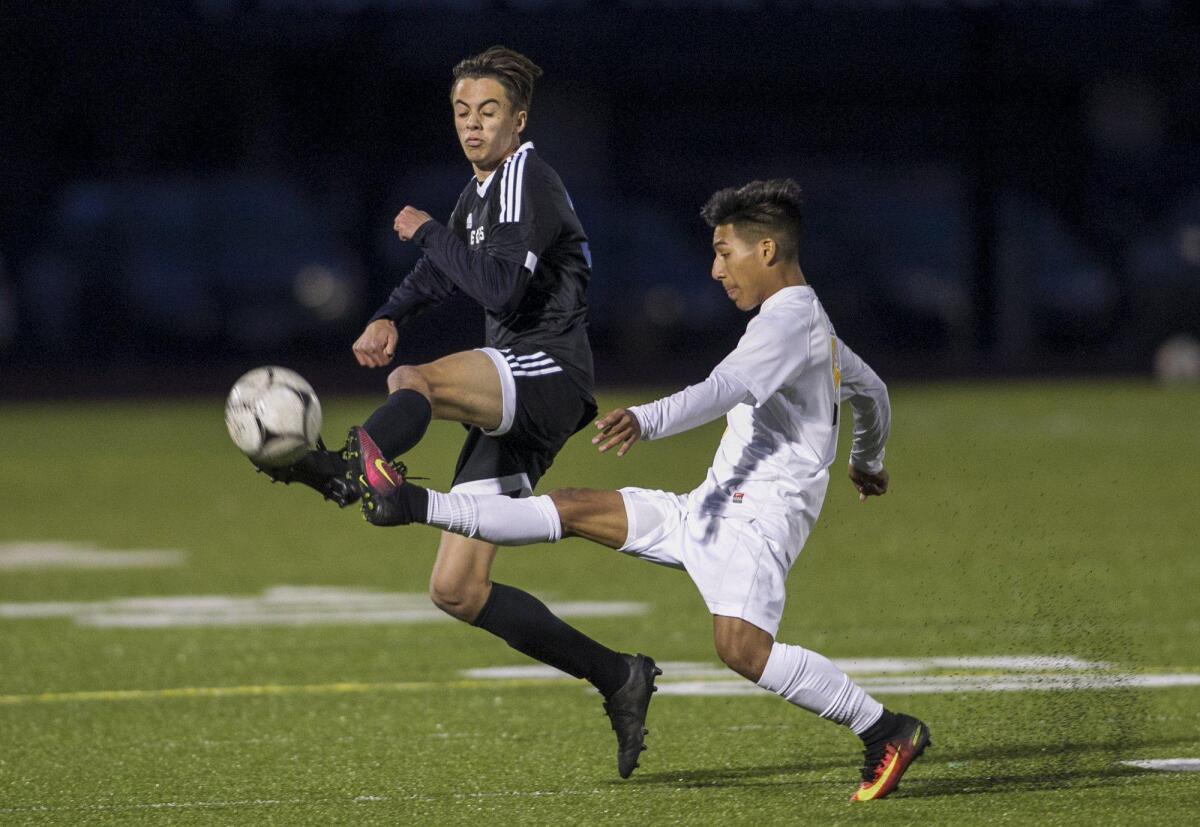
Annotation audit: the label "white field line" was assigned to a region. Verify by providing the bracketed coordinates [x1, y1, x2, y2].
[1121, 759, 1200, 772]
[462, 656, 1113, 682]
[657, 673, 1200, 696]
[0, 586, 648, 627]
[0, 542, 186, 570]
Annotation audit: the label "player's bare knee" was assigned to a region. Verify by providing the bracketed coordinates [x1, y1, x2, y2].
[714, 636, 767, 682]
[386, 364, 431, 397]
[428, 577, 485, 622]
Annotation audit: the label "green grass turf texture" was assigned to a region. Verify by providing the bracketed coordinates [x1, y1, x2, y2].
[1, 381, 1198, 824]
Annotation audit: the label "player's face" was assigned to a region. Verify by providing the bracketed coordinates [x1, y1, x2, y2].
[452, 77, 526, 177]
[711, 224, 776, 311]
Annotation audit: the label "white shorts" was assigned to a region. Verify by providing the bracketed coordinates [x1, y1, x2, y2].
[617, 487, 794, 637]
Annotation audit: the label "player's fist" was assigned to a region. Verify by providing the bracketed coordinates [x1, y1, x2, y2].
[393, 206, 433, 241]
[848, 463, 889, 502]
[592, 408, 643, 457]
[352, 319, 399, 368]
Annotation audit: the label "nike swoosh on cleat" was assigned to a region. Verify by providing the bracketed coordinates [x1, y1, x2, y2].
[854, 750, 904, 801]
[372, 458, 397, 488]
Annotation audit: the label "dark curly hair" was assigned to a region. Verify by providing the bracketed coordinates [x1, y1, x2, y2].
[701, 179, 804, 260]
[451, 46, 543, 114]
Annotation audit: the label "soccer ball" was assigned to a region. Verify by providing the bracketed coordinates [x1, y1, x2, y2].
[224, 366, 322, 467]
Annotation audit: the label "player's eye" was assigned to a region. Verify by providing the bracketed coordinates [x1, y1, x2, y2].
[481, 109, 497, 118]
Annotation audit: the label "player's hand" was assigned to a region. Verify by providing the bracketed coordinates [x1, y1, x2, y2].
[592, 408, 642, 457]
[848, 463, 889, 503]
[352, 319, 399, 368]
[393, 206, 433, 241]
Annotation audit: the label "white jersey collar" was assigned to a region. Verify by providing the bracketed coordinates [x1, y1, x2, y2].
[760, 283, 813, 312]
[474, 141, 535, 197]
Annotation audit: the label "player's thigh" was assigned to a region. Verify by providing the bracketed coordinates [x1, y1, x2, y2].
[548, 488, 628, 548]
[682, 517, 788, 638]
[610, 487, 688, 569]
[429, 531, 499, 617]
[419, 350, 503, 430]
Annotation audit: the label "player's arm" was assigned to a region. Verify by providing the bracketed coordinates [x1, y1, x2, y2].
[394, 216, 529, 313]
[595, 309, 809, 454]
[394, 162, 555, 314]
[838, 341, 891, 500]
[354, 254, 461, 368]
[593, 372, 753, 456]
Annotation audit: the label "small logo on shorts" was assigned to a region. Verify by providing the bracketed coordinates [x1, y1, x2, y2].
[732, 492, 744, 503]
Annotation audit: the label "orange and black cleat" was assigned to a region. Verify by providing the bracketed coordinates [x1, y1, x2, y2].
[851, 714, 931, 802]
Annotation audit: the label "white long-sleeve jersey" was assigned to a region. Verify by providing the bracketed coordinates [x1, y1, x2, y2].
[629, 285, 890, 548]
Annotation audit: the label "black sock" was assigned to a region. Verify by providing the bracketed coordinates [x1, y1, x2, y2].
[473, 582, 631, 697]
[399, 483, 430, 522]
[362, 389, 433, 459]
[860, 708, 900, 744]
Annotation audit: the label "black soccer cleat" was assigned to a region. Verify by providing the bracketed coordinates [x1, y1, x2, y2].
[350, 427, 426, 526]
[254, 436, 361, 507]
[603, 653, 662, 779]
[851, 713, 931, 802]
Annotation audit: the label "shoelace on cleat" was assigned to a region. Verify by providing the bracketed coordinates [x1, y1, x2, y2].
[859, 741, 898, 783]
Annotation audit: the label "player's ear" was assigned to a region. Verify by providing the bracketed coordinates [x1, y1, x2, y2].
[759, 237, 778, 266]
[514, 109, 527, 134]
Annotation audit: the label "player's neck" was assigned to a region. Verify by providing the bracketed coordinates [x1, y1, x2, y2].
[472, 138, 522, 182]
[770, 266, 807, 295]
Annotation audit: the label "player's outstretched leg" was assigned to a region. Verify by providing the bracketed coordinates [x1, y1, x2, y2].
[851, 711, 932, 802]
[254, 437, 361, 507]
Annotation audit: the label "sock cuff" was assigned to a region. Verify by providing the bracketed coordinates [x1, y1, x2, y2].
[471, 582, 506, 628]
[528, 495, 563, 543]
[389, 387, 432, 409]
[757, 641, 795, 692]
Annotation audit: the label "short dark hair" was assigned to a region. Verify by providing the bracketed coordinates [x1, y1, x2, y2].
[701, 179, 804, 260]
[451, 46, 543, 114]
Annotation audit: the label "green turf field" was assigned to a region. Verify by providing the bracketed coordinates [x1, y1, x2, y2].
[1, 381, 1198, 824]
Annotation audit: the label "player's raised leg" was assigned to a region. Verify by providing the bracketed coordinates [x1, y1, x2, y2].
[364, 349, 504, 459]
[710, 614, 930, 802]
[255, 349, 503, 507]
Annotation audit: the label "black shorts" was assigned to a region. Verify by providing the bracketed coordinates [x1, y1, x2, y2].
[451, 346, 598, 497]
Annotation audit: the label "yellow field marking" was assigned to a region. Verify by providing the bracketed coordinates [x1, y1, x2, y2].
[0, 677, 574, 707]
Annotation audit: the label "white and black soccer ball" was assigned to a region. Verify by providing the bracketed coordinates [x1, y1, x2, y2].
[224, 366, 323, 467]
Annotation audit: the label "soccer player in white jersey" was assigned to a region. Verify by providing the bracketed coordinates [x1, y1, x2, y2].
[350, 179, 931, 801]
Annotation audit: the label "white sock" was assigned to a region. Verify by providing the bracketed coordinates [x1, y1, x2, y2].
[425, 492, 562, 546]
[756, 642, 883, 735]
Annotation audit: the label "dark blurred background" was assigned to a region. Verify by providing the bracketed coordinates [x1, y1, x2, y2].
[3, 0, 1199, 397]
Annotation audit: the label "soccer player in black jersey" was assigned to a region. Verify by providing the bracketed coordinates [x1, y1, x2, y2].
[258, 46, 658, 778]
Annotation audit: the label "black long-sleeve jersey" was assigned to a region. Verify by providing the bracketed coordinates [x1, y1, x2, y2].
[371, 142, 595, 394]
